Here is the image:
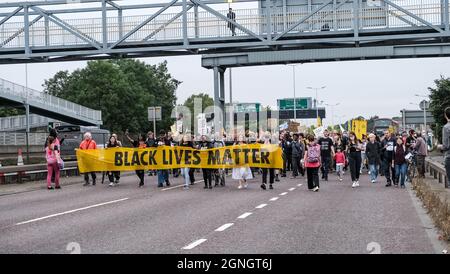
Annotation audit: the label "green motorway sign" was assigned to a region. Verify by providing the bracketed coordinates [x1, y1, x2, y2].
[278, 98, 309, 110]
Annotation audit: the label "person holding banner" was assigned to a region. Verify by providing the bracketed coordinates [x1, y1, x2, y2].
[125, 132, 147, 188]
[180, 134, 194, 190]
[80, 132, 97, 186]
[304, 134, 321, 192]
[145, 131, 157, 177]
[198, 135, 214, 189]
[106, 135, 121, 187]
[260, 133, 275, 190]
[232, 135, 253, 189]
[157, 130, 171, 187]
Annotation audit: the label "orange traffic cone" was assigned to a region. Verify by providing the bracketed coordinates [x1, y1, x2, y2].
[17, 148, 24, 166]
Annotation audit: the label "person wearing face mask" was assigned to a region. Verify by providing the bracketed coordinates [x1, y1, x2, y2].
[347, 132, 363, 188]
[381, 130, 396, 187]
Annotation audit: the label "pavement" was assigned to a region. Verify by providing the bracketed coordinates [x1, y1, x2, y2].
[0, 169, 447, 254]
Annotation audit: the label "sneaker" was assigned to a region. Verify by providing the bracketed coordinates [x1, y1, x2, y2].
[139, 182, 144, 188]
[244, 184, 248, 189]
[109, 182, 114, 187]
[385, 183, 392, 187]
[371, 180, 376, 183]
[183, 186, 189, 190]
[92, 180, 96, 186]
[401, 185, 406, 189]
[269, 184, 274, 190]
[204, 186, 208, 189]
[352, 182, 357, 188]
[313, 186, 319, 192]
[261, 184, 267, 190]
[355, 181, 360, 187]
[55, 185, 61, 189]
[290, 176, 297, 179]
[238, 185, 243, 189]
[275, 176, 280, 182]
[47, 186, 54, 190]
[166, 181, 171, 187]
[339, 178, 343, 182]
[157, 184, 163, 188]
[208, 185, 213, 189]
[368, 171, 371, 175]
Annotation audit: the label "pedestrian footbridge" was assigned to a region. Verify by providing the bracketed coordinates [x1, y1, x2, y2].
[0, 78, 102, 126]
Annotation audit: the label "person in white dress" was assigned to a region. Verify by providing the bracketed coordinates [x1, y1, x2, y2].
[232, 135, 253, 189]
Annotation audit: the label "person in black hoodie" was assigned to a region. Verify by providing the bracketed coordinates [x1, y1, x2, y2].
[145, 131, 157, 176]
[106, 135, 121, 187]
[291, 133, 303, 179]
[198, 135, 213, 189]
[381, 130, 396, 187]
[318, 129, 334, 181]
[365, 133, 381, 183]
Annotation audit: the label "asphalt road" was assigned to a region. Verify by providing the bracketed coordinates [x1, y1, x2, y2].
[0, 169, 444, 254]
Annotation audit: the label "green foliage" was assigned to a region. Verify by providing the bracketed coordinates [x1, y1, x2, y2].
[428, 76, 450, 142]
[183, 93, 214, 115]
[0, 107, 23, 117]
[43, 59, 179, 134]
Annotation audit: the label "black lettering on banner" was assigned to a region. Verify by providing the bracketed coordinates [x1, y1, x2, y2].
[131, 151, 140, 166]
[148, 150, 157, 165]
[208, 150, 221, 165]
[184, 150, 192, 165]
[260, 151, 270, 164]
[169, 149, 173, 165]
[252, 149, 260, 164]
[192, 150, 201, 165]
[140, 151, 148, 165]
[115, 152, 123, 166]
[124, 151, 131, 166]
[162, 150, 169, 165]
[242, 148, 251, 164]
[174, 149, 184, 165]
[232, 149, 241, 165]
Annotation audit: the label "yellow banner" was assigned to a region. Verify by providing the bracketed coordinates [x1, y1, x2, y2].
[76, 144, 283, 172]
[352, 119, 367, 140]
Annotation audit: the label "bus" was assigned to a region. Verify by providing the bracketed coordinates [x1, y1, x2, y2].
[55, 125, 110, 160]
[372, 118, 399, 137]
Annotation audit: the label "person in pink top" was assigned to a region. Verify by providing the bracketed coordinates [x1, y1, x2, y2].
[334, 147, 346, 181]
[304, 134, 321, 192]
[45, 136, 61, 190]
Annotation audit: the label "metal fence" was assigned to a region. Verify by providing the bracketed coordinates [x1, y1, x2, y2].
[0, 114, 55, 131]
[0, 0, 447, 48]
[425, 157, 449, 188]
[0, 132, 47, 146]
[0, 78, 102, 123]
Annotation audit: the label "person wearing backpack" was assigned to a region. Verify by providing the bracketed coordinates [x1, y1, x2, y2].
[303, 134, 321, 192]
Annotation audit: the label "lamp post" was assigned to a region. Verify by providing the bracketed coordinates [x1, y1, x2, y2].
[287, 64, 299, 121]
[414, 94, 429, 133]
[307, 86, 326, 126]
[325, 102, 340, 128]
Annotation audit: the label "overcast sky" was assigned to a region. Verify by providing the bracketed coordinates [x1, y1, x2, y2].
[0, 0, 449, 127]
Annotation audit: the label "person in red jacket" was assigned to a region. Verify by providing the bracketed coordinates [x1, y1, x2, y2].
[334, 147, 346, 182]
[79, 132, 97, 186]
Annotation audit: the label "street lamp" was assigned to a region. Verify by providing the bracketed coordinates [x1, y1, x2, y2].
[307, 86, 326, 125]
[414, 94, 429, 134]
[325, 102, 340, 127]
[287, 64, 300, 122]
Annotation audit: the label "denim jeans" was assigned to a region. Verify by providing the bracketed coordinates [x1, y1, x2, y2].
[369, 164, 378, 182]
[181, 167, 190, 187]
[395, 163, 408, 186]
[157, 170, 169, 186]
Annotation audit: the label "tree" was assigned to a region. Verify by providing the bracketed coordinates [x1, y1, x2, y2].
[0, 107, 23, 117]
[43, 59, 179, 134]
[428, 76, 450, 142]
[183, 93, 214, 115]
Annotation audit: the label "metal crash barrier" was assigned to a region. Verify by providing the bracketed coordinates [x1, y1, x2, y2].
[0, 161, 79, 184]
[425, 158, 449, 189]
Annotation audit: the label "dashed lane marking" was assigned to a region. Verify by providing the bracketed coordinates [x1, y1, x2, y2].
[182, 239, 207, 250]
[215, 223, 234, 232]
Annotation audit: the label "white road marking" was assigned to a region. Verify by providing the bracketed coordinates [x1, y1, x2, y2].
[182, 239, 207, 250]
[288, 188, 296, 191]
[255, 203, 267, 209]
[297, 184, 303, 187]
[280, 192, 288, 196]
[215, 223, 234, 232]
[237, 212, 252, 219]
[269, 197, 279, 201]
[161, 180, 203, 191]
[15, 198, 129, 226]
